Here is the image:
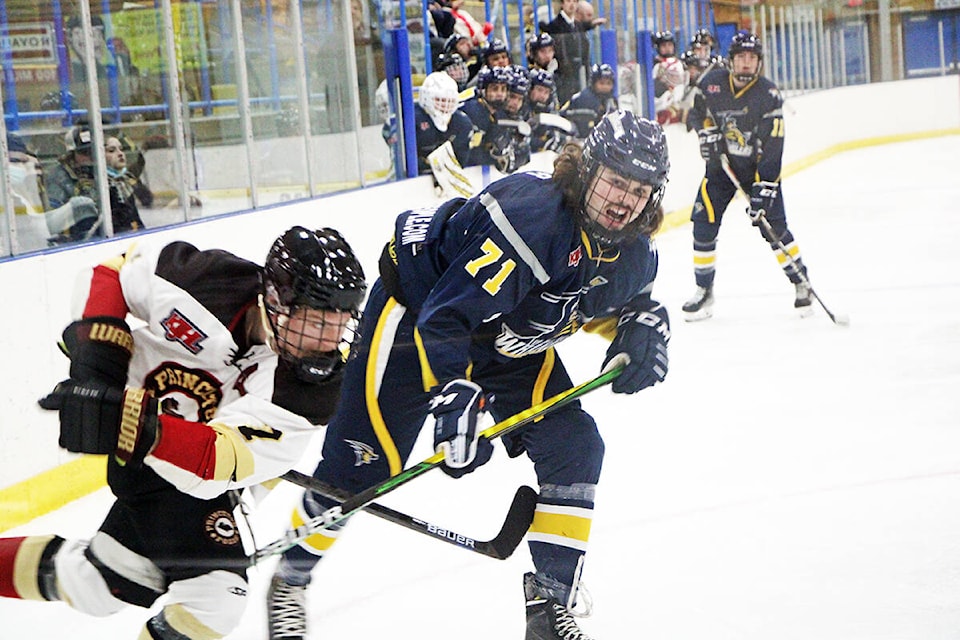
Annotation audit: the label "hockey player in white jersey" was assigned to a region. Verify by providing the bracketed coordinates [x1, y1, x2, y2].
[0, 226, 366, 639]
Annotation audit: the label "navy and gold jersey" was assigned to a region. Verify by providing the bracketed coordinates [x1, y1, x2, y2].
[688, 66, 786, 182]
[414, 103, 473, 172]
[390, 172, 659, 384]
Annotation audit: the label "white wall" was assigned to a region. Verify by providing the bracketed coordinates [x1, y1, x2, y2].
[1, 76, 958, 491]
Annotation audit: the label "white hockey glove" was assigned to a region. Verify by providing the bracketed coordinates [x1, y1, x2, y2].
[430, 379, 493, 478]
[748, 180, 779, 225]
[427, 141, 476, 199]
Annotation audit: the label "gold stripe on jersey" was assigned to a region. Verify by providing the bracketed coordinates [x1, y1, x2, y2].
[532, 348, 553, 423]
[162, 603, 221, 640]
[367, 297, 403, 476]
[11, 535, 55, 601]
[527, 503, 592, 552]
[99, 245, 134, 273]
[582, 317, 617, 341]
[291, 505, 341, 555]
[209, 422, 256, 482]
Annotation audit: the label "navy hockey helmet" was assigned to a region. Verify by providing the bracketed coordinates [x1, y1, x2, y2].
[443, 33, 472, 58]
[482, 38, 511, 65]
[690, 28, 716, 49]
[728, 30, 763, 83]
[527, 68, 557, 111]
[526, 32, 555, 59]
[262, 226, 366, 381]
[578, 111, 670, 243]
[680, 50, 709, 71]
[506, 64, 531, 95]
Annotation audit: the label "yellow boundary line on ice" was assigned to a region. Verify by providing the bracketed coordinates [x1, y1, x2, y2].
[2, 127, 958, 533]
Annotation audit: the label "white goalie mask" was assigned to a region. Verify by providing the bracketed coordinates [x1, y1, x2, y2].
[418, 72, 460, 132]
[375, 79, 392, 124]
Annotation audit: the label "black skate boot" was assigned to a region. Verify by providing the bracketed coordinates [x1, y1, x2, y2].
[794, 282, 813, 317]
[524, 572, 593, 640]
[267, 575, 307, 640]
[682, 285, 714, 321]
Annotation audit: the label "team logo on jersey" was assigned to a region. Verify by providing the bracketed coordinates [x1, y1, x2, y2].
[345, 439, 379, 466]
[706, 84, 720, 93]
[205, 509, 240, 546]
[160, 309, 208, 354]
[568, 246, 582, 267]
[144, 363, 223, 422]
[494, 291, 579, 358]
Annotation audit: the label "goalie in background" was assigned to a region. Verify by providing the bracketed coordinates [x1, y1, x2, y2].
[0, 227, 366, 639]
[416, 71, 476, 198]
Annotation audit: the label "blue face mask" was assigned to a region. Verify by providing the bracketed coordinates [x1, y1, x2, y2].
[106, 166, 128, 179]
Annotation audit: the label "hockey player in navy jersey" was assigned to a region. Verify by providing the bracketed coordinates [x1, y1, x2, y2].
[266, 111, 671, 640]
[682, 30, 813, 320]
[0, 227, 366, 639]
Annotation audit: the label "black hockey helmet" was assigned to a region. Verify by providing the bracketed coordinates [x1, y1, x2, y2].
[589, 63, 615, 84]
[262, 226, 366, 381]
[690, 28, 715, 49]
[578, 111, 669, 243]
[680, 50, 709, 71]
[443, 33, 472, 58]
[652, 30, 675, 49]
[728, 30, 763, 83]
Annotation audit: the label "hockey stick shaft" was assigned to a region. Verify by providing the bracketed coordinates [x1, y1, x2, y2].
[719, 155, 848, 326]
[280, 469, 537, 560]
[251, 361, 624, 562]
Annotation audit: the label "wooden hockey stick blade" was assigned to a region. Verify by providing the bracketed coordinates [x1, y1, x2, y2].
[251, 365, 623, 562]
[280, 469, 536, 559]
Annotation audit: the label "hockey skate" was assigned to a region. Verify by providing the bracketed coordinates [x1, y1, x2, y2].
[682, 285, 714, 321]
[794, 282, 813, 317]
[524, 573, 594, 640]
[267, 575, 308, 640]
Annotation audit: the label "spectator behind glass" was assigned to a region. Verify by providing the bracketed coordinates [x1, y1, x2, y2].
[103, 136, 147, 234]
[45, 125, 148, 245]
[542, 0, 594, 105]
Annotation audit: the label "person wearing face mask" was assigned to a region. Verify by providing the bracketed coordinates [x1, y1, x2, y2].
[266, 111, 671, 640]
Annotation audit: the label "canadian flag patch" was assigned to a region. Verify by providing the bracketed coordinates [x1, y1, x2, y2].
[568, 246, 582, 267]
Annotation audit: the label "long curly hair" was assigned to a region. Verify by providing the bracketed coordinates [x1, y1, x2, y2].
[551, 142, 664, 237]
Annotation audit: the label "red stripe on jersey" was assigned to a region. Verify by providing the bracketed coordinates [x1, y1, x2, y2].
[82, 265, 129, 318]
[152, 415, 219, 480]
[0, 537, 27, 598]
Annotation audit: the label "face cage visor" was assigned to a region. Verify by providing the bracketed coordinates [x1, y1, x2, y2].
[260, 288, 360, 383]
[579, 168, 664, 244]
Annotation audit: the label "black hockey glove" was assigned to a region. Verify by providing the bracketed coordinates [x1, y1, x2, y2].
[60, 317, 134, 386]
[748, 181, 779, 225]
[39, 381, 158, 467]
[602, 303, 670, 394]
[430, 379, 493, 478]
[698, 127, 723, 164]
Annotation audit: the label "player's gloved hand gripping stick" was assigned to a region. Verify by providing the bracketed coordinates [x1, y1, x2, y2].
[252, 356, 628, 563]
[719, 154, 850, 326]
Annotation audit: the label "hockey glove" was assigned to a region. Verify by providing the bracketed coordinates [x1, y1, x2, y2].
[698, 127, 723, 164]
[39, 381, 158, 467]
[430, 379, 494, 478]
[748, 181, 779, 225]
[60, 317, 134, 386]
[603, 303, 671, 394]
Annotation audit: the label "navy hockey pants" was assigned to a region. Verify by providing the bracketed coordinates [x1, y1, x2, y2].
[282, 280, 604, 594]
[690, 165, 805, 288]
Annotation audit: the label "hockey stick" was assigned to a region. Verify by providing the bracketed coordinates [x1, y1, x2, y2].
[280, 469, 537, 560]
[250, 357, 626, 563]
[719, 154, 850, 326]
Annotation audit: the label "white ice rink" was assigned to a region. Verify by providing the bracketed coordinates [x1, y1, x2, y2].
[2, 134, 959, 639]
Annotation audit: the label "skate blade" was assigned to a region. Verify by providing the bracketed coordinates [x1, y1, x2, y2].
[683, 308, 714, 322]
